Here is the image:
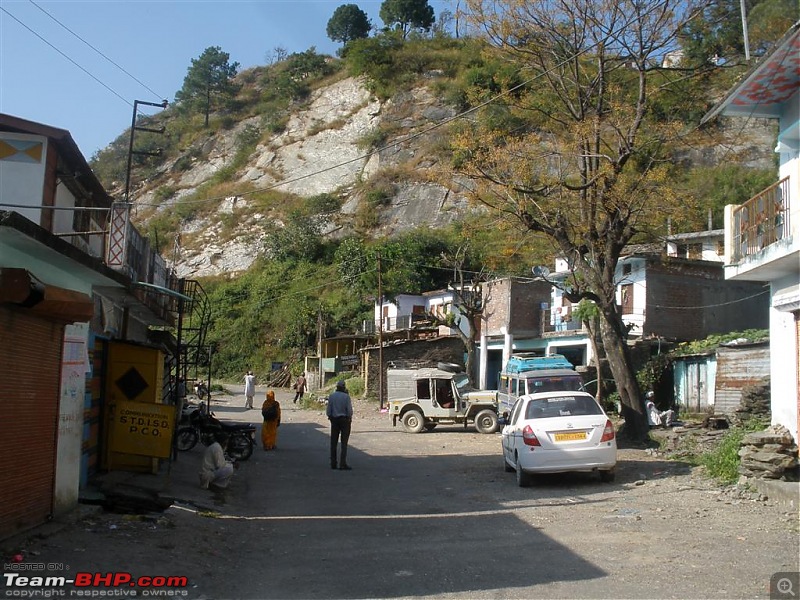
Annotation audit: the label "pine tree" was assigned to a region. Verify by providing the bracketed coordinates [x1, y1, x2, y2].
[175, 46, 240, 127]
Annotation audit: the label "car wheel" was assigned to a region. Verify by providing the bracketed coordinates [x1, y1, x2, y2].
[515, 454, 532, 488]
[423, 423, 437, 432]
[474, 409, 499, 434]
[503, 454, 514, 473]
[176, 427, 198, 451]
[599, 468, 616, 483]
[402, 410, 425, 433]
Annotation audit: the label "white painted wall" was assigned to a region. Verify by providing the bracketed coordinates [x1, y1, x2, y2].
[770, 272, 800, 442]
[0, 132, 47, 225]
[53, 180, 76, 234]
[54, 323, 90, 516]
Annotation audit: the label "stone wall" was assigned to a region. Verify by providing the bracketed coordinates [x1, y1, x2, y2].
[738, 425, 799, 480]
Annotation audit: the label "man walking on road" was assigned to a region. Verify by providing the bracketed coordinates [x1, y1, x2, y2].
[244, 371, 256, 409]
[327, 380, 353, 470]
[293, 372, 307, 404]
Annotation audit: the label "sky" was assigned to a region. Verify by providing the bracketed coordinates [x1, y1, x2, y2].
[0, 0, 453, 159]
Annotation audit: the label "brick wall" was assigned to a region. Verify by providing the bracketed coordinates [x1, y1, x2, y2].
[483, 278, 550, 337]
[0, 306, 63, 539]
[644, 261, 769, 340]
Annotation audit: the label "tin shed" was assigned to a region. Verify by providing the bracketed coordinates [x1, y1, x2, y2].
[713, 342, 770, 415]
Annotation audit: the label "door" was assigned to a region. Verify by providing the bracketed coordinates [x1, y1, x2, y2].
[682, 360, 708, 412]
[502, 398, 524, 462]
[433, 378, 457, 415]
[0, 308, 63, 538]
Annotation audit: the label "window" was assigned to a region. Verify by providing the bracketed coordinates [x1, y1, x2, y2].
[621, 283, 634, 314]
[416, 379, 431, 400]
[525, 395, 602, 419]
[434, 379, 454, 408]
[622, 263, 632, 275]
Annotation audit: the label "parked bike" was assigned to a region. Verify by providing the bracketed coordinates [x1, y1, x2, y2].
[193, 381, 210, 401]
[175, 408, 255, 461]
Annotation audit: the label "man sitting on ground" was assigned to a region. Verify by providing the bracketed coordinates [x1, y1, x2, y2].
[199, 432, 234, 490]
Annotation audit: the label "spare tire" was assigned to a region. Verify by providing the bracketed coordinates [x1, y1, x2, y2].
[437, 362, 463, 373]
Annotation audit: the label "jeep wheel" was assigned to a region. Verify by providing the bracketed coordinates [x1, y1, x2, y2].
[474, 409, 499, 434]
[402, 410, 425, 433]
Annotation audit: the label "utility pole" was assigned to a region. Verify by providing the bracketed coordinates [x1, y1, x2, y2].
[317, 307, 324, 390]
[124, 99, 169, 205]
[377, 252, 384, 410]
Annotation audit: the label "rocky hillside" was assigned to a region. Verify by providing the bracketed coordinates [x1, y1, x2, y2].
[105, 60, 777, 281]
[119, 73, 481, 279]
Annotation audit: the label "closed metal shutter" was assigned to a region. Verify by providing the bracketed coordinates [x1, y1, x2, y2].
[0, 306, 63, 538]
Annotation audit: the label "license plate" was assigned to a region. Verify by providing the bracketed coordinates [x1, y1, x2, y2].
[554, 431, 587, 442]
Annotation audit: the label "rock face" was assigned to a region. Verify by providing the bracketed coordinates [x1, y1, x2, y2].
[128, 75, 776, 280]
[142, 76, 478, 278]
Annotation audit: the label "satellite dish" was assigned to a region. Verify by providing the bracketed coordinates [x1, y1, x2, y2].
[531, 265, 550, 278]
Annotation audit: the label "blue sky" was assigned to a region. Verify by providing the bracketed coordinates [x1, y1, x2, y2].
[0, 0, 453, 159]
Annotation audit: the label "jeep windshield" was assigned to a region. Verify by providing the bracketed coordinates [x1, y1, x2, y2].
[453, 373, 473, 393]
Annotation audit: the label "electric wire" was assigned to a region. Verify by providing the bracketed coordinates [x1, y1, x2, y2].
[0, 5, 132, 107]
[27, 0, 165, 102]
[134, 0, 685, 209]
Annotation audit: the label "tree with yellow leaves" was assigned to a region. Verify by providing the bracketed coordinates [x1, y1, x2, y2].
[453, 0, 714, 440]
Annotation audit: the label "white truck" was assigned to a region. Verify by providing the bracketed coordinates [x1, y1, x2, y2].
[388, 363, 501, 434]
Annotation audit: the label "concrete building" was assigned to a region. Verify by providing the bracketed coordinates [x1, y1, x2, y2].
[702, 23, 800, 442]
[0, 114, 183, 538]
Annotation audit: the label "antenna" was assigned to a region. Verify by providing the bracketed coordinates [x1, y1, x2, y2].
[531, 265, 550, 278]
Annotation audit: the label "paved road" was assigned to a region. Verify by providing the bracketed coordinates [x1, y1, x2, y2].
[7, 387, 799, 599]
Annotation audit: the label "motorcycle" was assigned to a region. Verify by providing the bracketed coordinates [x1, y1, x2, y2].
[175, 407, 255, 461]
[194, 381, 210, 401]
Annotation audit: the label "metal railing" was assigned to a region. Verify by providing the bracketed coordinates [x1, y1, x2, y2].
[732, 176, 791, 262]
[362, 313, 431, 334]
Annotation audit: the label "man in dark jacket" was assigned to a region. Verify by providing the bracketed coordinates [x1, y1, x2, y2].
[326, 380, 354, 470]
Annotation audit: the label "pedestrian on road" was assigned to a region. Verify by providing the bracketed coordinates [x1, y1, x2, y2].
[261, 390, 281, 451]
[293, 372, 307, 404]
[327, 379, 353, 470]
[199, 432, 234, 490]
[244, 370, 256, 409]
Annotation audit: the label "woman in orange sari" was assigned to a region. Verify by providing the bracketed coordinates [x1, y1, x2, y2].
[260, 390, 281, 450]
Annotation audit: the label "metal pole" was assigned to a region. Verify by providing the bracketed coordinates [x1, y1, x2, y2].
[206, 344, 214, 415]
[377, 252, 384, 410]
[740, 0, 750, 61]
[124, 101, 138, 204]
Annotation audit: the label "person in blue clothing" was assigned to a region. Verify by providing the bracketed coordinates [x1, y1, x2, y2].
[326, 380, 354, 470]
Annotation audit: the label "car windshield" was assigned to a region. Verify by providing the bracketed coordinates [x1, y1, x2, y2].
[525, 376, 583, 393]
[453, 374, 471, 393]
[525, 395, 603, 419]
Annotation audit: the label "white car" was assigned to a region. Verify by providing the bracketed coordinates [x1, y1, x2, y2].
[501, 391, 617, 487]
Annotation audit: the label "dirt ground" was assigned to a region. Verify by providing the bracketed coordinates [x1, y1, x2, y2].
[3, 387, 798, 599]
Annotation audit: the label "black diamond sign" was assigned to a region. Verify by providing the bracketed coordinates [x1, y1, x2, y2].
[116, 367, 149, 400]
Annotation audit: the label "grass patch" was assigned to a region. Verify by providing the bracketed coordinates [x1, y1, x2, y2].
[698, 418, 768, 484]
[700, 428, 746, 483]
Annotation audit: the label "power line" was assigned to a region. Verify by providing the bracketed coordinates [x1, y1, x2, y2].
[137, 0, 683, 209]
[0, 5, 131, 107]
[27, 0, 165, 102]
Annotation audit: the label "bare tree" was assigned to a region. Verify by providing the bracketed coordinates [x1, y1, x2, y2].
[456, 0, 709, 440]
[426, 244, 487, 387]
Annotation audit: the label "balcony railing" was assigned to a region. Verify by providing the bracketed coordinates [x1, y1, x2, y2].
[362, 313, 432, 334]
[732, 176, 791, 262]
